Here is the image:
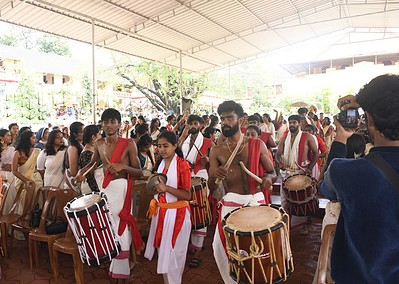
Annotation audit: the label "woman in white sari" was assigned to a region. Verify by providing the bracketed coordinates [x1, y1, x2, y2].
[12, 131, 43, 214]
[0, 129, 15, 182]
[37, 130, 67, 187]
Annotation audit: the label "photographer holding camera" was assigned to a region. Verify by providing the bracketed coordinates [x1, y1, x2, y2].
[320, 74, 399, 283]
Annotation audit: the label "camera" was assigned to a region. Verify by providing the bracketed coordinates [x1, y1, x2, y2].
[337, 108, 359, 129]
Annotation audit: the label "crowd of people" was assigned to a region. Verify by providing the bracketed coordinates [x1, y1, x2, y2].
[1, 74, 398, 283]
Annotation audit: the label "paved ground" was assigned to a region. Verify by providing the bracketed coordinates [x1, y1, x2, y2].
[0, 212, 322, 284]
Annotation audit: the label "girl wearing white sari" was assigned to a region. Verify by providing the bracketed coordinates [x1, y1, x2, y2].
[1, 129, 16, 213]
[12, 131, 43, 214]
[37, 130, 67, 187]
[0, 129, 15, 181]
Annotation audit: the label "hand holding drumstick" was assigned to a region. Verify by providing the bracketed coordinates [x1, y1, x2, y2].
[239, 161, 273, 190]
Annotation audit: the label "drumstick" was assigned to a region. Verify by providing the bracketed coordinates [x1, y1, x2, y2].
[215, 134, 244, 185]
[295, 161, 307, 173]
[82, 162, 97, 177]
[239, 161, 263, 184]
[190, 137, 205, 158]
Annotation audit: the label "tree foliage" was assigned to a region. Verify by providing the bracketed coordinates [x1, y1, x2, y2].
[36, 34, 71, 57]
[80, 73, 92, 115]
[115, 58, 208, 114]
[7, 72, 49, 125]
[0, 27, 71, 56]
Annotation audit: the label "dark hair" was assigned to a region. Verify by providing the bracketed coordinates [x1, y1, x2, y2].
[246, 125, 261, 136]
[187, 114, 204, 125]
[137, 133, 152, 150]
[166, 115, 175, 122]
[313, 115, 319, 121]
[8, 123, 18, 131]
[298, 107, 308, 115]
[83, 125, 99, 145]
[101, 108, 121, 123]
[135, 123, 149, 137]
[69, 122, 84, 156]
[150, 118, 160, 133]
[288, 115, 301, 122]
[254, 113, 263, 122]
[202, 114, 209, 121]
[356, 74, 399, 140]
[324, 117, 331, 125]
[138, 115, 145, 121]
[209, 116, 219, 128]
[346, 133, 366, 158]
[203, 127, 216, 138]
[263, 113, 271, 123]
[304, 124, 317, 134]
[217, 101, 244, 118]
[45, 130, 66, 155]
[18, 126, 31, 137]
[159, 126, 168, 133]
[248, 115, 260, 123]
[15, 130, 34, 157]
[0, 129, 11, 159]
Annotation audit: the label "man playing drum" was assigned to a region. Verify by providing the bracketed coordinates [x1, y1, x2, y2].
[276, 114, 319, 234]
[76, 108, 143, 283]
[208, 100, 276, 284]
[180, 114, 215, 268]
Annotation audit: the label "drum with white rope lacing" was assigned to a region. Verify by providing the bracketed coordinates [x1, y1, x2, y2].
[64, 192, 120, 265]
[222, 205, 294, 284]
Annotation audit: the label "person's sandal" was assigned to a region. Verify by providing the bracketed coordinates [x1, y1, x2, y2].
[188, 257, 202, 268]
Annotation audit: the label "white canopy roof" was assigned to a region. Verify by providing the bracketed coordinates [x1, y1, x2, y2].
[1, 0, 398, 72]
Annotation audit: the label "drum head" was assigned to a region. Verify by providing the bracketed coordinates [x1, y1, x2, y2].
[70, 194, 101, 211]
[226, 206, 282, 232]
[284, 174, 313, 191]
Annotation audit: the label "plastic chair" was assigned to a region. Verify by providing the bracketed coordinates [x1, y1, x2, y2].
[315, 224, 337, 284]
[0, 182, 37, 257]
[10, 187, 47, 252]
[0, 180, 11, 257]
[28, 186, 77, 269]
[52, 227, 83, 284]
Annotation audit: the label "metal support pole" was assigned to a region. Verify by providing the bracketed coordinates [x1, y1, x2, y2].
[92, 20, 97, 123]
[179, 50, 183, 115]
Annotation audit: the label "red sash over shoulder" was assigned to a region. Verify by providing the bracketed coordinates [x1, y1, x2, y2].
[154, 156, 191, 249]
[247, 138, 262, 195]
[297, 132, 308, 167]
[193, 137, 213, 175]
[102, 138, 144, 252]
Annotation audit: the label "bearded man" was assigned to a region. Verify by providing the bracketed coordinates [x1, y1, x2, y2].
[208, 101, 276, 283]
[180, 114, 215, 268]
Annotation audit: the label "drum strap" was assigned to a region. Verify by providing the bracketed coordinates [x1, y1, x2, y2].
[365, 152, 399, 195]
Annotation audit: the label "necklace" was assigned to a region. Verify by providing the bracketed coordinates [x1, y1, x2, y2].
[226, 139, 244, 155]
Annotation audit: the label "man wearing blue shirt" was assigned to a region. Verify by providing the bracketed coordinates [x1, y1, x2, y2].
[320, 74, 399, 283]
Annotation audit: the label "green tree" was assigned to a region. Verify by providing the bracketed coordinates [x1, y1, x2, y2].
[10, 72, 49, 124]
[116, 59, 208, 114]
[36, 34, 71, 57]
[0, 34, 18, 46]
[80, 73, 92, 115]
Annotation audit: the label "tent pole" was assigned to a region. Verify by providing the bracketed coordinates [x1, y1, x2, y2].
[179, 50, 183, 115]
[92, 20, 97, 123]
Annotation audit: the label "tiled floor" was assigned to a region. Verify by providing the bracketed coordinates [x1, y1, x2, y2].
[0, 213, 323, 284]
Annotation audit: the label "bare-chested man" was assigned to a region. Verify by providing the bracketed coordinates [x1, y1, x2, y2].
[208, 101, 276, 284]
[76, 108, 142, 283]
[276, 114, 319, 185]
